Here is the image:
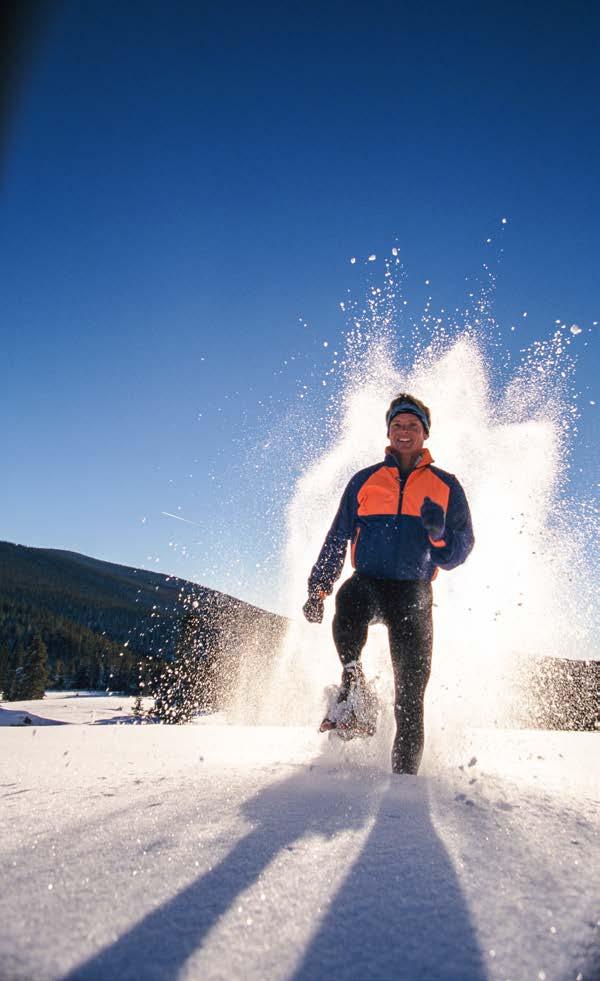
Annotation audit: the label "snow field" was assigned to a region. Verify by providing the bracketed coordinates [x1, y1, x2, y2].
[1, 695, 599, 981]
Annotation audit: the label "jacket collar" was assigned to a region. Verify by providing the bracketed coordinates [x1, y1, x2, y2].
[384, 447, 434, 469]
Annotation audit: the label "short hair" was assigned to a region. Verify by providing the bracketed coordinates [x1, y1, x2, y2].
[385, 393, 431, 433]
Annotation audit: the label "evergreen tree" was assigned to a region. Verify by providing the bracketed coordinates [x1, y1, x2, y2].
[132, 694, 144, 720]
[5, 642, 24, 701]
[10, 635, 48, 700]
[28, 634, 49, 698]
[149, 605, 208, 724]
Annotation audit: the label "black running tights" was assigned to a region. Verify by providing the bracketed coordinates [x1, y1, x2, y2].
[332, 573, 433, 775]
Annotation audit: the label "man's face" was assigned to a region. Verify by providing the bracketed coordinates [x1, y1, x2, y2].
[388, 412, 427, 455]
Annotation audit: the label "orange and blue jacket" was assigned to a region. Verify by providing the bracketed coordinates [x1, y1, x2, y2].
[308, 448, 474, 594]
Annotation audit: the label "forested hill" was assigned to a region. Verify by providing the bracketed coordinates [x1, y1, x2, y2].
[0, 541, 287, 693]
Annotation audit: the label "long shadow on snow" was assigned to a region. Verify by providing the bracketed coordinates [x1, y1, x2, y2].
[292, 777, 487, 981]
[63, 765, 375, 980]
[65, 765, 485, 981]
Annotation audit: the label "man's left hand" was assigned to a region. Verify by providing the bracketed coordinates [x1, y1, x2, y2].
[420, 497, 446, 540]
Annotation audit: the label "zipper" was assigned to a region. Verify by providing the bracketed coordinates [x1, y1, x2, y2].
[396, 455, 423, 514]
[397, 472, 410, 515]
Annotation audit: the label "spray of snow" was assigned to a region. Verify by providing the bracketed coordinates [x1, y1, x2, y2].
[231, 250, 597, 774]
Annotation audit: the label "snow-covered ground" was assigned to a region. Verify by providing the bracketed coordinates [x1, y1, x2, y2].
[1, 693, 598, 981]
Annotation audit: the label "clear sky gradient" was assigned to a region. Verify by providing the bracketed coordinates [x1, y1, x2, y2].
[3, 1, 599, 612]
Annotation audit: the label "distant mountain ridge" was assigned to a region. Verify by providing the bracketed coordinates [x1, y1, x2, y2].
[0, 541, 286, 694]
[0, 540, 277, 622]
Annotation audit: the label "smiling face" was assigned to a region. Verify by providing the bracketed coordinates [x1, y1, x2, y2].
[388, 412, 427, 458]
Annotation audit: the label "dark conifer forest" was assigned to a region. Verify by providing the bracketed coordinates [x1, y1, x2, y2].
[0, 541, 286, 700]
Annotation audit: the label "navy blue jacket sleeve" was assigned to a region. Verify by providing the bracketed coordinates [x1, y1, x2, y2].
[429, 477, 474, 571]
[308, 477, 358, 595]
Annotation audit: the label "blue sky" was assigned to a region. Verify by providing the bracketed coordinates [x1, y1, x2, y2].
[3, 1, 599, 612]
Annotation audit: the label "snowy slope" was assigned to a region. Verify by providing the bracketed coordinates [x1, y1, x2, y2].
[1, 695, 598, 981]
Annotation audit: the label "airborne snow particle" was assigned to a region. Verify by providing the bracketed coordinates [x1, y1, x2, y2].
[570, 324, 582, 335]
[501, 217, 508, 223]
[368, 254, 376, 262]
[392, 247, 398, 256]
[350, 257, 356, 264]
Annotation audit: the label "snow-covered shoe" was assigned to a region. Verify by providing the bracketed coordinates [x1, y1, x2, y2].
[319, 662, 378, 739]
[334, 711, 377, 741]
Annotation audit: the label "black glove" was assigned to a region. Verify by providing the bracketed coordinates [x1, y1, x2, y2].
[303, 590, 325, 623]
[420, 496, 446, 541]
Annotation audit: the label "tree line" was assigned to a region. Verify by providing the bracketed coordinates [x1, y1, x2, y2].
[0, 594, 229, 720]
[0, 596, 147, 695]
[0, 559, 287, 722]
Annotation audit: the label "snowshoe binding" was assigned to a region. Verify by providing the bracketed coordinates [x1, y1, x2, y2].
[319, 662, 378, 740]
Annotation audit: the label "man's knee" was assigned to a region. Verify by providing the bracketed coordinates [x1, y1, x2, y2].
[335, 575, 372, 620]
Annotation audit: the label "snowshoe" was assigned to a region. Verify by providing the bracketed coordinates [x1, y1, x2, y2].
[319, 707, 377, 740]
[319, 662, 378, 740]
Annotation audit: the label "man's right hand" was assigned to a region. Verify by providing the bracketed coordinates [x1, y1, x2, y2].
[303, 592, 325, 624]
